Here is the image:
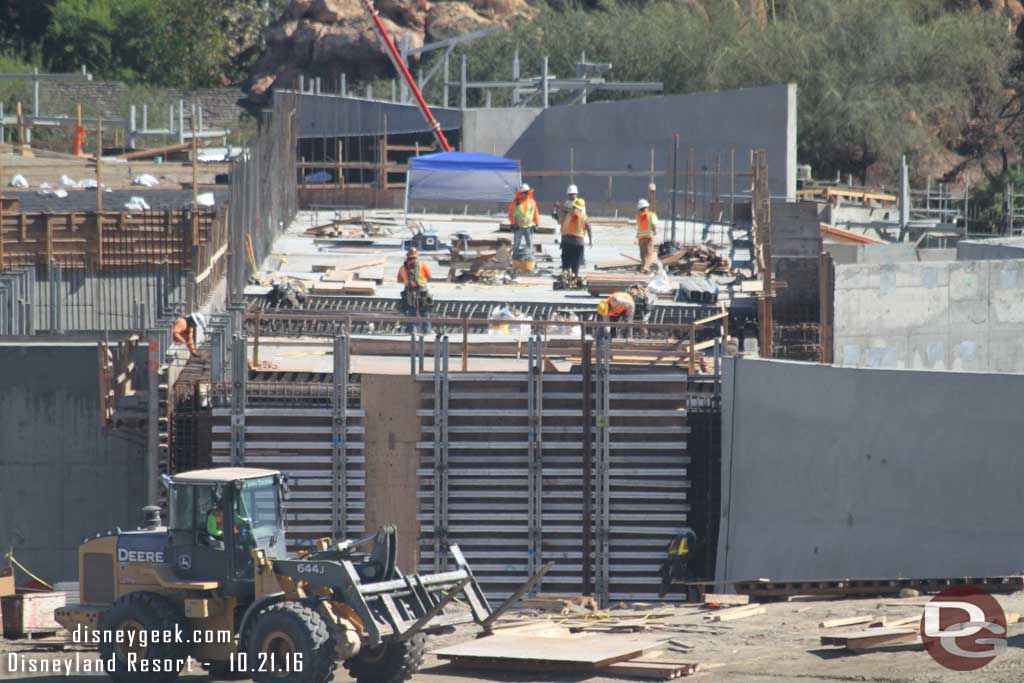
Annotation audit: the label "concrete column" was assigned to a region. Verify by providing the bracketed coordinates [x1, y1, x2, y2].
[460, 55, 467, 110]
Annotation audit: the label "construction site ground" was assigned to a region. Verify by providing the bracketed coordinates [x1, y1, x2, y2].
[1, 145, 228, 189]
[4, 594, 1024, 682]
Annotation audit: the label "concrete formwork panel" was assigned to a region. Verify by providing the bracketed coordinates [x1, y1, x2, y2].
[716, 357, 1024, 582]
[0, 344, 147, 582]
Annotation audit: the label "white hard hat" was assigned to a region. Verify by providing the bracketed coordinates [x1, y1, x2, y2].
[566, 184, 578, 196]
[637, 199, 650, 209]
[519, 183, 530, 192]
[190, 312, 207, 330]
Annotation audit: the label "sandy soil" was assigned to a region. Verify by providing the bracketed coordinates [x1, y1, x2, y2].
[3, 593, 1023, 682]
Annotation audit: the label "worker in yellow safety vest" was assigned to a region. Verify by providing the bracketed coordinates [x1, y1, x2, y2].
[636, 198, 658, 273]
[560, 196, 592, 276]
[508, 183, 539, 257]
[660, 527, 698, 597]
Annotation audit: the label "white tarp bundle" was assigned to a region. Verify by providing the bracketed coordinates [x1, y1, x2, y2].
[406, 152, 520, 204]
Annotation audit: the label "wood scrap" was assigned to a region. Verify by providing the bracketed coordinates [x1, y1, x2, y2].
[705, 605, 765, 622]
[602, 659, 698, 679]
[661, 244, 731, 275]
[703, 594, 749, 607]
[819, 615, 875, 629]
[819, 628, 921, 651]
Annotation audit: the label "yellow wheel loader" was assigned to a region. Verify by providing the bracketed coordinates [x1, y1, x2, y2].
[55, 467, 494, 683]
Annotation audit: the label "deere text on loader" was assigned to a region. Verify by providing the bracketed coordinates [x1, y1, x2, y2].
[55, 467, 495, 683]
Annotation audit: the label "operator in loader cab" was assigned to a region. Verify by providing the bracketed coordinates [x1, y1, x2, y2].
[205, 491, 252, 545]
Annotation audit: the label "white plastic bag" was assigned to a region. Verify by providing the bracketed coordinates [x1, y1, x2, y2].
[8, 174, 28, 188]
[132, 173, 160, 187]
[646, 263, 676, 295]
[77, 178, 98, 189]
[197, 192, 215, 207]
[124, 196, 151, 211]
[59, 174, 77, 187]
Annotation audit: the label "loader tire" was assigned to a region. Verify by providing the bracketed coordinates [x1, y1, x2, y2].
[98, 591, 187, 683]
[343, 633, 426, 683]
[247, 601, 337, 683]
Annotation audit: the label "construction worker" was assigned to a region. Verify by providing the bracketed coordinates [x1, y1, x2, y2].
[397, 246, 433, 333]
[205, 495, 251, 546]
[636, 198, 658, 273]
[659, 527, 698, 598]
[265, 279, 306, 309]
[172, 312, 206, 357]
[560, 197, 592, 277]
[629, 283, 653, 323]
[508, 183, 539, 258]
[553, 183, 580, 223]
[596, 290, 635, 340]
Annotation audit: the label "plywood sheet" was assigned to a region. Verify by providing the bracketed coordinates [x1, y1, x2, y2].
[360, 374, 421, 571]
[434, 634, 657, 670]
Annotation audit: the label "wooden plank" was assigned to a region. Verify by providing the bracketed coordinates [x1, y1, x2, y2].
[703, 593, 749, 607]
[602, 660, 698, 679]
[820, 628, 920, 651]
[705, 605, 765, 622]
[820, 615, 875, 629]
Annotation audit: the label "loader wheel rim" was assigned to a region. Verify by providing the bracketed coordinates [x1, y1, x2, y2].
[113, 618, 146, 663]
[260, 630, 296, 678]
[358, 642, 387, 663]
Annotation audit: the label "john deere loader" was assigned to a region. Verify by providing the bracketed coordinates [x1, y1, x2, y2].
[55, 467, 495, 683]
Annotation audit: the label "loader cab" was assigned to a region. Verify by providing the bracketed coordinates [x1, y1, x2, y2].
[165, 468, 287, 595]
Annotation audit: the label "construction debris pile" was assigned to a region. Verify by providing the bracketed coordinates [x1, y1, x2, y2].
[660, 244, 732, 275]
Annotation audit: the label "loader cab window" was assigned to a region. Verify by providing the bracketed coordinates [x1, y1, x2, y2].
[238, 476, 280, 546]
[169, 485, 194, 532]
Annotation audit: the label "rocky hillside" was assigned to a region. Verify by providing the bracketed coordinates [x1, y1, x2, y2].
[246, 0, 532, 103]
[245, 0, 1024, 105]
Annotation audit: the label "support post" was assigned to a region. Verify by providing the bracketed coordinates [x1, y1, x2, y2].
[670, 134, 679, 244]
[332, 335, 349, 538]
[230, 334, 247, 465]
[581, 339, 593, 595]
[96, 119, 103, 213]
[442, 52, 450, 108]
[541, 57, 549, 109]
[146, 339, 159, 506]
[460, 55, 467, 110]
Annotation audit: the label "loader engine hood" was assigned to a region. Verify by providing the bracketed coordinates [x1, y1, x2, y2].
[116, 529, 170, 566]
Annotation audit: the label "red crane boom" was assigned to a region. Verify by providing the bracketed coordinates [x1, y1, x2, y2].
[359, 0, 453, 152]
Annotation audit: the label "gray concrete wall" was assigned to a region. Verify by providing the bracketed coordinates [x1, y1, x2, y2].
[0, 343, 147, 582]
[506, 84, 797, 206]
[461, 108, 542, 157]
[957, 237, 1024, 261]
[833, 259, 1024, 372]
[771, 200, 824, 258]
[716, 357, 1024, 581]
[825, 242, 956, 265]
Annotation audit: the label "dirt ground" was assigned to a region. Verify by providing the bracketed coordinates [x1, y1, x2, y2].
[3, 593, 1024, 683]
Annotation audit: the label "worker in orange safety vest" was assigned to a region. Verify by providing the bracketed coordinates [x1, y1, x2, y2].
[596, 290, 635, 340]
[560, 196, 592, 276]
[397, 247, 433, 333]
[636, 198, 659, 273]
[508, 183, 539, 258]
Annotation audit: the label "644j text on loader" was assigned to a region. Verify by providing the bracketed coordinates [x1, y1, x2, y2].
[54, 467, 510, 683]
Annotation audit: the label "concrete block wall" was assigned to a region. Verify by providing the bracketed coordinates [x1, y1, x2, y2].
[834, 258, 1024, 372]
[957, 237, 1024, 261]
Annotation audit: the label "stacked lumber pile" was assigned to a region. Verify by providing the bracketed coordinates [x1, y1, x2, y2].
[661, 244, 731, 275]
[305, 215, 398, 238]
[818, 609, 1021, 652]
[585, 272, 650, 296]
[309, 257, 386, 295]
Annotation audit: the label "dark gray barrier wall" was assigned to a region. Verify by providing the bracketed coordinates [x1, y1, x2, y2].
[507, 83, 796, 206]
[716, 357, 1024, 581]
[0, 343, 147, 583]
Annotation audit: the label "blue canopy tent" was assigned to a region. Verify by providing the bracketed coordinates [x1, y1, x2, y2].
[404, 151, 521, 216]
